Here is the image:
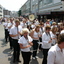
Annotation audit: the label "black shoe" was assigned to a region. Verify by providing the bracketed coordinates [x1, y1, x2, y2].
[10, 47, 12, 50]
[13, 60, 16, 63]
[16, 60, 21, 63]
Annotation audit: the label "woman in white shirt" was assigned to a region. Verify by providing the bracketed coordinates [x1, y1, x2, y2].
[30, 25, 41, 59]
[42, 25, 52, 64]
[18, 28, 33, 64]
[50, 27, 57, 46]
[47, 34, 64, 64]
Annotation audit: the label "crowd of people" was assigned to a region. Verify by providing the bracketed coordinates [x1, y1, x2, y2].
[0, 17, 64, 64]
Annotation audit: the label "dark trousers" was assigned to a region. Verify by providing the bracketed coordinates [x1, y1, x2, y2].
[12, 39, 20, 61]
[42, 49, 49, 64]
[21, 51, 31, 64]
[5, 29, 9, 42]
[39, 37, 42, 50]
[9, 35, 13, 48]
[32, 40, 39, 57]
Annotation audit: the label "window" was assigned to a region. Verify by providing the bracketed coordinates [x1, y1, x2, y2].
[0, 15, 2, 16]
[0, 11, 1, 12]
[47, 0, 53, 3]
[44, 0, 53, 4]
[39, 1, 42, 8]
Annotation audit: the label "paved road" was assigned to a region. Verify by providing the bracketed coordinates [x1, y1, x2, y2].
[0, 24, 43, 64]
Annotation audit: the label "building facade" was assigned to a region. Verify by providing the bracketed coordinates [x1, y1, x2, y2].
[3, 8, 11, 18]
[20, 0, 64, 21]
[0, 5, 3, 18]
[38, 0, 64, 21]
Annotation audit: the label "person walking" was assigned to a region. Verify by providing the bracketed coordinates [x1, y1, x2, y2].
[9, 19, 21, 63]
[18, 28, 33, 64]
[47, 33, 64, 64]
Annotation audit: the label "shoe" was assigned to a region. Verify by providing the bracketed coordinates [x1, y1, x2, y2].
[35, 56, 38, 59]
[16, 60, 21, 63]
[32, 57, 35, 60]
[10, 47, 12, 50]
[13, 60, 16, 63]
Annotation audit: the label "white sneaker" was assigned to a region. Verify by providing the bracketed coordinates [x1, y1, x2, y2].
[32, 57, 35, 60]
[35, 56, 38, 58]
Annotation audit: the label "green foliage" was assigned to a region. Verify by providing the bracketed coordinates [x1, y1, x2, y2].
[18, 10, 21, 17]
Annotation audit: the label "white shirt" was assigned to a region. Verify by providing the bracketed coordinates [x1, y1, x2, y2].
[3, 22, 8, 29]
[20, 22, 27, 28]
[47, 44, 64, 64]
[50, 31, 57, 45]
[33, 31, 39, 40]
[9, 25, 22, 39]
[60, 30, 64, 34]
[8, 22, 14, 32]
[41, 32, 52, 49]
[18, 36, 33, 52]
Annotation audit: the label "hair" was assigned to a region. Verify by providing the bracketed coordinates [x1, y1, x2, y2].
[57, 34, 64, 44]
[45, 25, 51, 30]
[35, 25, 40, 32]
[15, 19, 20, 23]
[52, 22, 56, 25]
[51, 27, 58, 34]
[21, 28, 29, 35]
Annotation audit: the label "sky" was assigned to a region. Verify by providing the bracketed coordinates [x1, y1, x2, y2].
[0, 0, 27, 11]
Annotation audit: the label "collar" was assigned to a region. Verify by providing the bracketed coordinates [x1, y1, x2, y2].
[55, 44, 61, 52]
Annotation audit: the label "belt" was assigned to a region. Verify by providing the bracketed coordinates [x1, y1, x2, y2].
[12, 39, 18, 40]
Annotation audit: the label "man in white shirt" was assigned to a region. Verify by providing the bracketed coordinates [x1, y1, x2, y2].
[3, 20, 8, 42]
[9, 19, 21, 63]
[47, 34, 64, 64]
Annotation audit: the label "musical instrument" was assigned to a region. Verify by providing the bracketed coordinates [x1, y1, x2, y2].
[29, 14, 35, 21]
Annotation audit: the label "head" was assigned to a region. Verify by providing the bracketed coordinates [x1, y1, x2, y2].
[22, 18, 26, 23]
[35, 25, 40, 32]
[45, 25, 51, 32]
[40, 22, 44, 27]
[15, 19, 20, 27]
[52, 22, 56, 26]
[10, 18, 13, 23]
[46, 19, 50, 23]
[21, 28, 29, 37]
[51, 27, 58, 34]
[57, 34, 64, 49]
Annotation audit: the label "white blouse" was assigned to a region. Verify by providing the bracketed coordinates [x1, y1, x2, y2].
[50, 31, 57, 45]
[41, 32, 52, 49]
[47, 44, 64, 64]
[18, 36, 33, 52]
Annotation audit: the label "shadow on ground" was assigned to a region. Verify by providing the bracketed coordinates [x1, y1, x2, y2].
[0, 39, 8, 47]
[30, 59, 39, 64]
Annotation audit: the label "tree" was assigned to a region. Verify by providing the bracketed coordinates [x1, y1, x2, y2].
[18, 10, 21, 17]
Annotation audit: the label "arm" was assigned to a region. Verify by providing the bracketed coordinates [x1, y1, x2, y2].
[28, 42, 33, 46]
[19, 43, 31, 49]
[42, 34, 52, 44]
[47, 51, 55, 64]
[10, 34, 19, 37]
[30, 30, 39, 40]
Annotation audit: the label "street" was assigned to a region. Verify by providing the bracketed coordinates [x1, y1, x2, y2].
[0, 24, 43, 64]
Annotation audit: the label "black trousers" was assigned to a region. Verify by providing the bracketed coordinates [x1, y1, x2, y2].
[9, 35, 13, 48]
[21, 51, 31, 64]
[12, 39, 20, 61]
[39, 37, 42, 50]
[32, 40, 39, 57]
[42, 49, 49, 64]
[5, 29, 9, 42]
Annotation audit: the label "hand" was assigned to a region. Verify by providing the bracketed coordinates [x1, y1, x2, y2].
[26, 45, 31, 48]
[16, 34, 19, 36]
[49, 40, 52, 43]
[53, 38, 56, 39]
